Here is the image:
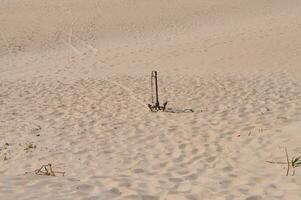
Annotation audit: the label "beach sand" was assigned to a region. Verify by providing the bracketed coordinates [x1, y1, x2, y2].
[1, 0, 301, 199]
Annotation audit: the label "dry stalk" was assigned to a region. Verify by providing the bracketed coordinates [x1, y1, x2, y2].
[285, 148, 290, 176]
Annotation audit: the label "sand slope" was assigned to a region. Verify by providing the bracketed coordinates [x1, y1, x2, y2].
[1, 0, 301, 200]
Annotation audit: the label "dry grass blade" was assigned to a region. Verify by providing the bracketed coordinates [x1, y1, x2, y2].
[266, 161, 289, 165]
[285, 148, 290, 176]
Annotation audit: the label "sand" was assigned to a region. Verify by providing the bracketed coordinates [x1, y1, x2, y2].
[1, 0, 301, 199]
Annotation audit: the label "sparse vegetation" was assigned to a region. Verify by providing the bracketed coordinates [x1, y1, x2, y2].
[267, 148, 301, 176]
[291, 156, 301, 168]
[291, 155, 301, 176]
[24, 143, 36, 151]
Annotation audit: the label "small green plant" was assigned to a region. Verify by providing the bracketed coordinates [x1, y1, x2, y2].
[292, 156, 301, 168]
[285, 148, 301, 176]
[291, 155, 301, 176]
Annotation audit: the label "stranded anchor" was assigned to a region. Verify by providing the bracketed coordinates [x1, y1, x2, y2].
[147, 71, 168, 112]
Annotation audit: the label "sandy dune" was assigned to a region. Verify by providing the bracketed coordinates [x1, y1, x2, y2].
[1, 0, 301, 200]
